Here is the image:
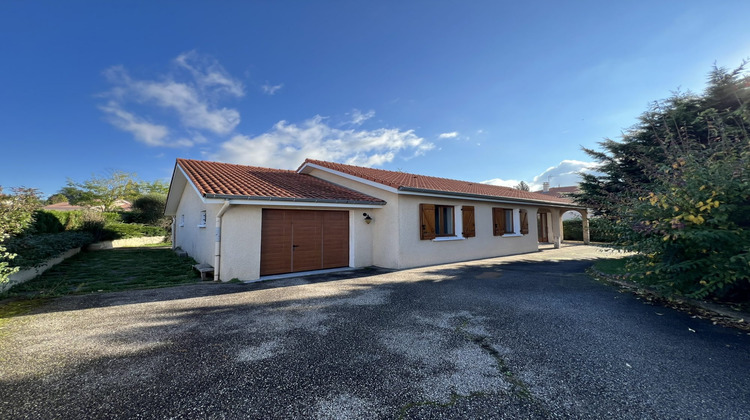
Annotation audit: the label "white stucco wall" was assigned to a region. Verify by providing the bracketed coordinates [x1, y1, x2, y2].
[218, 206, 262, 281]
[304, 168, 401, 268]
[395, 196, 539, 269]
[173, 183, 216, 267]
[304, 167, 546, 270]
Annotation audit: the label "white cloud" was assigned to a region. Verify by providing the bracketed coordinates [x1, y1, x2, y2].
[175, 50, 245, 97]
[99, 53, 434, 167]
[481, 160, 601, 191]
[349, 109, 375, 126]
[261, 82, 284, 95]
[529, 160, 601, 190]
[480, 178, 522, 188]
[438, 131, 459, 139]
[99, 52, 243, 147]
[212, 115, 434, 169]
[99, 101, 185, 147]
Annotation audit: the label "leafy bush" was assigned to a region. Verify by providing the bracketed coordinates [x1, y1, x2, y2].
[564, 218, 617, 243]
[1, 187, 42, 283]
[32, 210, 65, 234]
[4, 231, 94, 269]
[80, 211, 109, 242]
[615, 145, 749, 300]
[32, 210, 123, 233]
[131, 194, 166, 225]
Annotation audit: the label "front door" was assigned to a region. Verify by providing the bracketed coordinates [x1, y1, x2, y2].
[537, 212, 549, 242]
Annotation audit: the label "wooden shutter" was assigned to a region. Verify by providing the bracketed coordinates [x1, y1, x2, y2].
[461, 206, 475, 238]
[520, 211, 529, 235]
[420, 204, 436, 240]
[492, 208, 506, 236]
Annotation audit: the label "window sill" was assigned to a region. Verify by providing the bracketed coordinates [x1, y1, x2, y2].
[432, 236, 465, 242]
[197, 224, 207, 228]
[502, 233, 523, 237]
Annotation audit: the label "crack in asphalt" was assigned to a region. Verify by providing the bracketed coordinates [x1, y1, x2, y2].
[397, 390, 490, 420]
[398, 318, 548, 418]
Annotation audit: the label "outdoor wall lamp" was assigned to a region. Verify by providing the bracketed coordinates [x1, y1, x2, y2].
[363, 213, 373, 224]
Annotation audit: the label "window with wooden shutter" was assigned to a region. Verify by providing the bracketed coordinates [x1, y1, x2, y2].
[492, 208, 505, 236]
[461, 206, 475, 238]
[420, 203, 436, 240]
[520, 210, 529, 235]
[493, 208, 516, 235]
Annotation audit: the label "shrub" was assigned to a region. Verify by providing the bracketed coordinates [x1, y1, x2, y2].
[563, 218, 617, 243]
[131, 194, 166, 224]
[614, 141, 749, 301]
[102, 212, 123, 224]
[1, 187, 42, 283]
[32, 210, 65, 234]
[79, 211, 109, 242]
[4, 231, 94, 269]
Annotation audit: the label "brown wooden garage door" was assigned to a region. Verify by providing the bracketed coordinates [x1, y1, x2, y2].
[260, 209, 349, 276]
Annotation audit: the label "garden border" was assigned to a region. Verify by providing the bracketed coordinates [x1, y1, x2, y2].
[3, 247, 81, 293]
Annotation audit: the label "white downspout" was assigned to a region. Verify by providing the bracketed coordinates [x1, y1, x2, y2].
[214, 200, 232, 281]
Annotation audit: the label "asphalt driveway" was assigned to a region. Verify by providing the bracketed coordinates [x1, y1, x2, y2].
[1, 246, 748, 419]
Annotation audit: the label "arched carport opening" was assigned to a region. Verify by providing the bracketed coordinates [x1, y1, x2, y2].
[536, 207, 589, 248]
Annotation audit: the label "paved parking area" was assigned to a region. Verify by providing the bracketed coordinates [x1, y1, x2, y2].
[1, 245, 748, 419]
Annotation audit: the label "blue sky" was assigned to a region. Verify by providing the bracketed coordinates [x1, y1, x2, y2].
[2, 1, 749, 197]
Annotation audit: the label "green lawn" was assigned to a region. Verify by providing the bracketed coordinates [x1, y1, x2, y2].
[2, 247, 200, 300]
[591, 257, 631, 275]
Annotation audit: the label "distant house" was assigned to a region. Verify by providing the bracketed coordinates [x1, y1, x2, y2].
[165, 159, 590, 282]
[42, 200, 132, 212]
[42, 201, 86, 212]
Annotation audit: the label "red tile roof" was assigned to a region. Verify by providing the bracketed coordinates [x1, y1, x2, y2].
[176, 159, 385, 204]
[301, 159, 577, 206]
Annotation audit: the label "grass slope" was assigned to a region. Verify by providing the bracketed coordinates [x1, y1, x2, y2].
[2, 248, 200, 299]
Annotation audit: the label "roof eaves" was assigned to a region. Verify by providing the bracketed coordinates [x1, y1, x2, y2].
[397, 187, 583, 208]
[204, 193, 387, 206]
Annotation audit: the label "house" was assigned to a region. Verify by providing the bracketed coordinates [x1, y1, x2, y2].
[165, 158, 590, 281]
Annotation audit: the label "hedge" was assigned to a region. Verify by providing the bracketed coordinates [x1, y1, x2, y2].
[32, 210, 122, 233]
[563, 218, 617, 243]
[4, 232, 95, 269]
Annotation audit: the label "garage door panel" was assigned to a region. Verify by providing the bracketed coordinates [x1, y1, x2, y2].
[260, 210, 293, 276]
[260, 209, 349, 276]
[291, 211, 323, 272]
[322, 211, 349, 269]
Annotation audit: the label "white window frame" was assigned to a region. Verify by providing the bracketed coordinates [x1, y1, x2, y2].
[198, 210, 207, 228]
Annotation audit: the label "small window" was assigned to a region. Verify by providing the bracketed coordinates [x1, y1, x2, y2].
[435, 205, 454, 236]
[420, 203, 455, 240]
[493, 208, 514, 236]
[179, 214, 185, 227]
[504, 209, 514, 234]
[198, 210, 207, 228]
